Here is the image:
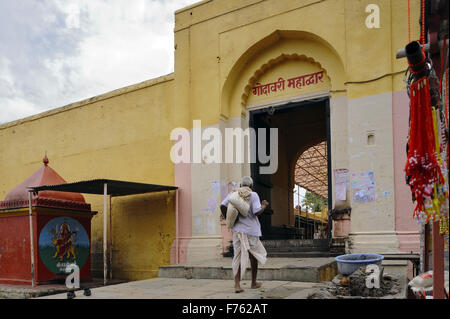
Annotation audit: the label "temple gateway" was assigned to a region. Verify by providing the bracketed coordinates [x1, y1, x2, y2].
[0, 0, 425, 282]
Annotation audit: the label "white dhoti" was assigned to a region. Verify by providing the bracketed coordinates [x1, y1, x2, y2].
[232, 232, 267, 280]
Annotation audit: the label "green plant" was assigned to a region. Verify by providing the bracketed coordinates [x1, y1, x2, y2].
[302, 191, 327, 212]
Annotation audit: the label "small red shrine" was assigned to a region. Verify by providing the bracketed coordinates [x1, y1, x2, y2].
[0, 156, 95, 285]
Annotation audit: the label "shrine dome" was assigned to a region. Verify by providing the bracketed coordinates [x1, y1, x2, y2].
[0, 156, 90, 211]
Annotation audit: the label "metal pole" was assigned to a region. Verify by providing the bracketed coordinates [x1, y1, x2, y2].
[424, 223, 430, 271]
[306, 208, 308, 239]
[326, 100, 333, 239]
[419, 223, 425, 274]
[295, 188, 302, 229]
[103, 183, 107, 286]
[314, 215, 316, 239]
[28, 191, 35, 287]
[432, 221, 445, 299]
[175, 189, 179, 264]
[396, 39, 448, 59]
[109, 195, 112, 280]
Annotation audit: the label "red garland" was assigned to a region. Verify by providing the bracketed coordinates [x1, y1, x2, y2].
[405, 77, 445, 220]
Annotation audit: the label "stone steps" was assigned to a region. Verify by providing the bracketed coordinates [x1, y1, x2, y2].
[263, 240, 329, 249]
[261, 239, 331, 248]
[259, 239, 345, 257]
[223, 238, 344, 258]
[261, 239, 338, 257]
[264, 247, 330, 252]
[158, 257, 338, 283]
[267, 251, 341, 258]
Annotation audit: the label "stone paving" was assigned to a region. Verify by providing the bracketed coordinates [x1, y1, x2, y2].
[37, 277, 322, 299]
[159, 257, 337, 282]
[0, 278, 125, 299]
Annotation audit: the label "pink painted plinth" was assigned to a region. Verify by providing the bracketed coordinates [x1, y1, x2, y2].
[392, 90, 420, 254]
[220, 220, 233, 253]
[170, 162, 192, 264]
[333, 213, 351, 238]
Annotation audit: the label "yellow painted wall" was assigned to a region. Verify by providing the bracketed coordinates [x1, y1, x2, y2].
[108, 192, 175, 280]
[0, 75, 176, 280]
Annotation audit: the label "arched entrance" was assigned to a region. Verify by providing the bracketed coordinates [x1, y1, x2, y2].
[219, 30, 345, 255]
[293, 140, 329, 240]
[249, 97, 331, 240]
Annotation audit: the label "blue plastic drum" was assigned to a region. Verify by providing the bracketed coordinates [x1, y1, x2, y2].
[335, 253, 384, 276]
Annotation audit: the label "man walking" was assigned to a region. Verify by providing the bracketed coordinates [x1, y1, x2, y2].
[220, 176, 269, 293]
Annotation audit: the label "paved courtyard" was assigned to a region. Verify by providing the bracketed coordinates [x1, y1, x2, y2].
[37, 277, 321, 299]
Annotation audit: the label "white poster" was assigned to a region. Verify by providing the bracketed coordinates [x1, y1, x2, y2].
[334, 169, 349, 201]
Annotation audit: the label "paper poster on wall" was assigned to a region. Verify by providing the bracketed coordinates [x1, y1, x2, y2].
[351, 171, 375, 203]
[334, 169, 349, 201]
[211, 181, 220, 195]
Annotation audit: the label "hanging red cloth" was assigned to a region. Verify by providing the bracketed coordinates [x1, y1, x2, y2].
[405, 77, 445, 221]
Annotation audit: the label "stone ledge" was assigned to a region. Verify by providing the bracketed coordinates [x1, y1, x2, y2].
[158, 258, 338, 283]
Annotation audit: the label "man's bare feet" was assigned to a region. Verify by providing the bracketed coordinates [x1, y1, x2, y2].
[251, 282, 262, 289]
[235, 286, 244, 293]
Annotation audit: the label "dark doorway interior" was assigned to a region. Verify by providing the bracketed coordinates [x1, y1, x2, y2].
[249, 98, 331, 240]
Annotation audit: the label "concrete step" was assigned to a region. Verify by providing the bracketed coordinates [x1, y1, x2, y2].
[267, 252, 341, 258]
[261, 239, 331, 253]
[265, 247, 330, 252]
[261, 239, 330, 249]
[158, 257, 338, 283]
[330, 248, 346, 254]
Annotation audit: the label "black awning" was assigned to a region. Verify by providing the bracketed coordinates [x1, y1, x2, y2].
[30, 179, 177, 197]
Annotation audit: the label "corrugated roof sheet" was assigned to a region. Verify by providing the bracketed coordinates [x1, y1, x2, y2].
[30, 179, 177, 197]
[294, 141, 328, 198]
